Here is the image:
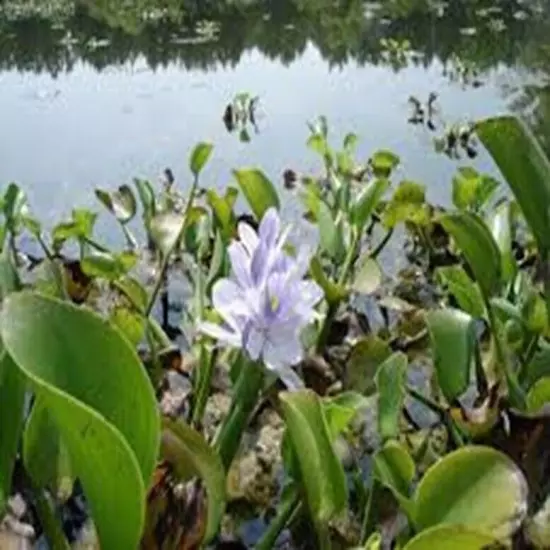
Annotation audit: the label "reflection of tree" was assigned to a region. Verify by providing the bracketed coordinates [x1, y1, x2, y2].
[0, 0, 546, 75]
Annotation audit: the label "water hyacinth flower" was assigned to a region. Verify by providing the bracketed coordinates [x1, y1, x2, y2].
[199, 208, 323, 389]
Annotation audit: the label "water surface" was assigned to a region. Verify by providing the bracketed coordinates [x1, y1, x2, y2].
[1, 0, 549, 231]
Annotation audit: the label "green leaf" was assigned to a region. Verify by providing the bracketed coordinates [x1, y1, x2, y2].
[343, 132, 359, 152]
[451, 167, 499, 212]
[309, 255, 349, 305]
[524, 343, 550, 389]
[206, 189, 236, 240]
[403, 525, 498, 550]
[280, 390, 347, 524]
[95, 185, 136, 224]
[149, 212, 185, 256]
[233, 169, 280, 220]
[439, 211, 501, 297]
[323, 392, 371, 438]
[414, 446, 528, 538]
[0, 352, 26, 517]
[373, 440, 415, 517]
[476, 116, 550, 252]
[189, 142, 214, 177]
[452, 167, 478, 210]
[345, 335, 392, 394]
[427, 308, 476, 402]
[351, 256, 382, 295]
[206, 231, 226, 292]
[110, 307, 145, 347]
[526, 376, 550, 413]
[490, 202, 516, 283]
[436, 265, 485, 318]
[371, 150, 400, 177]
[3, 183, 27, 230]
[375, 352, 408, 441]
[1, 293, 160, 550]
[351, 178, 389, 232]
[21, 214, 41, 236]
[307, 133, 327, 157]
[134, 179, 156, 221]
[160, 418, 225, 542]
[23, 399, 73, 501]
[317, 201, 344, 260]
[383, 181, 428, 228]
[81, 251, 138, 281]
[0, 248, 20, 302]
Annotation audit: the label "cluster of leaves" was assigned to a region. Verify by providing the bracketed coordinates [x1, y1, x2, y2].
[2, 113, 550, 550]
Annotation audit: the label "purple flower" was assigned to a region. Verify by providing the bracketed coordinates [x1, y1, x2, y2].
[199, 208, 323, 389]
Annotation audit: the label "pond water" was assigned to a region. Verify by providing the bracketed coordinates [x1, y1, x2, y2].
[1, 0, 550, 237]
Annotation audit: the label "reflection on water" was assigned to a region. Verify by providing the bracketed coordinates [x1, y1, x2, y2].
[1, 0, 550, 229]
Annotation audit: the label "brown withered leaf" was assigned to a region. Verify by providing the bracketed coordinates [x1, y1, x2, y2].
[140, 464, 207, 550]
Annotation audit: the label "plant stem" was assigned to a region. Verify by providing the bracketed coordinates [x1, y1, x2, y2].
[317, 523, 333, 550]
[360, 477, 380, 544]
[214, 357, 264, 470]
[83, 236, 109, 253]
[371, 228, 394, 260]
[191, 345, 217, 426]
[34, 489, 71, 550]
[406, 385, 447, 416]
[34, 234, 67, 300]
[145, 175, 200, 317]
[256, 490, 300, 550]
[338, 230, 359, 287]
[483, 295, 525, 409]
[406, 385, 465, 447]
[315, 302, 338, 354]
[315, 231, 360, 353]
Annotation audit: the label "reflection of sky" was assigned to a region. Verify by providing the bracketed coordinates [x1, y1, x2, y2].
[0, 43, 514, 237]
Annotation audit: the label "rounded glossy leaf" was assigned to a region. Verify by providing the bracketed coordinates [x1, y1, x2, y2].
[375, 352, 408, 441]
[371, 150, 400, 177]
[404, 525, 498, 550]
[440, 212, 501, 297]
[351, 178, 389, 231]
[0, 353, 26, 517]
[427, 308, 476, 402]
[345, 335, 392, 394]
[134, 179, 156, 220]
[150, 212, 185, 256]
[280, 390, 347, 524]
[1, 293, 160, 550]
[374, 440, 415, 517]
[233, 169, 280, 220]
[95, 186, 136, 224]
[414, 446, 528, 538]
[436, 266, 485, 318]
[352, 257, 382, 295]
[190, 142, 213, 177]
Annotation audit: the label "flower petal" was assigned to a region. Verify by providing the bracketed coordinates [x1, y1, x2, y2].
[238, 222, 259, 256]
[198, 321, 241, 347]
[259, 207, 280, 248]
[251, 241, 269, 286]
[243, 322, 264, 361]
[264, 328, 304, 368]
[228, 242, 252, 287]
[212, 279, 244, 310]
[297, 280, 323, 308]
